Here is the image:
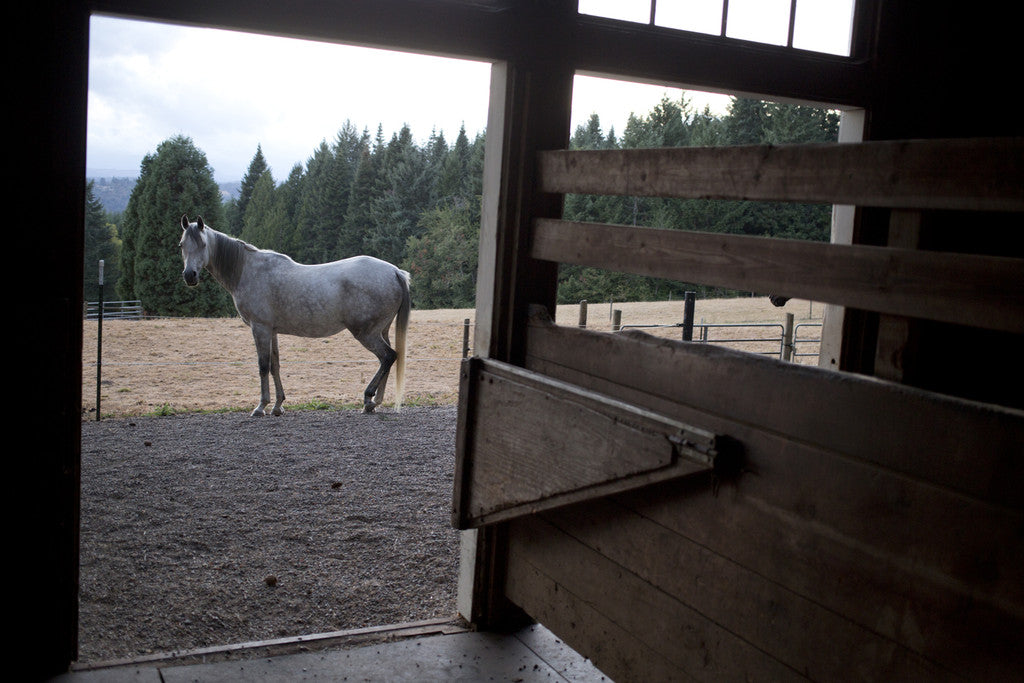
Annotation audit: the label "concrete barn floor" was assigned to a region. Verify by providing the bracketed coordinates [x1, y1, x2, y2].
[49, 620, 611, 682]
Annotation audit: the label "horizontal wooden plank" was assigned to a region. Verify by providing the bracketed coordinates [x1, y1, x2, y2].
[531, 218, 1024, 335]
[545, 498, 961, 681]
[524, 309, 1024, 509]
[611, 476, 1024, 680]
[506, 515, 808, 682]
[528, 351, 1024, 617]
[523, 314, 1024, 678]
[453, 358, 714, 528]
[537, 139, 1024, 211]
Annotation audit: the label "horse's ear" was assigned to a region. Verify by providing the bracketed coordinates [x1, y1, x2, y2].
[181, 214, 189, 230]
[196, 216, 206, 230]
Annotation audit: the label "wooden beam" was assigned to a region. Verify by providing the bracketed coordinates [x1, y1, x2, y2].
[537, 139, 1024, 212]
[531, 219, 1024, 335]
[89, 0, 873, 110]
[453, 358, 715, 529]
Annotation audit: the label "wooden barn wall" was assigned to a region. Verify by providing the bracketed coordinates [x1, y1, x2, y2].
[499, 320, 1023, 681]
[28, 0, 1023, 677]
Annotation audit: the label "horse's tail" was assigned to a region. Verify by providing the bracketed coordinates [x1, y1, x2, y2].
[394, 268, 411, 412]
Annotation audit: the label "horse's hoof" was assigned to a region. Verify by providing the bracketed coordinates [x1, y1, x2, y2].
[251, 408, 266, 417]
[272, 407, 284, 416]
[363, 402, 376, 414]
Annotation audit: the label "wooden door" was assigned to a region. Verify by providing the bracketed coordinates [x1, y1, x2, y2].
[454, 134, 1024, 680]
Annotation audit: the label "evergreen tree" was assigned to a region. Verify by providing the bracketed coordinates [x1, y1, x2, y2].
[433, 127, 467, 206]
[274, 164, 305, 254]
[403, 199, 479, 308]
[365, 124, 431, 265]
[292, 140, 336, 263]
[116, 154, 152, 302]
[229, 144, 270, 235]
[83, 180, 121, 302]
[340, 145, 379, 257]
[465, 132, 487, 200]
[241, 170, 291, 249]
[326, 122, 364, 241]
[725, 97, 767, 145]
[330, 123, 371, 258]
[120, 135, 232, 316]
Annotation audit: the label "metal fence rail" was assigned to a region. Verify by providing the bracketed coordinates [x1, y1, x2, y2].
[620, 320, 822, 363]
[85, 300, 144, 320]
[793, 322, 823, 361]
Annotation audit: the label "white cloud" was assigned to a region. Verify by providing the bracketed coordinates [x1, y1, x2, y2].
[87, 16, 492, 181]
[87, 8, 845, 182]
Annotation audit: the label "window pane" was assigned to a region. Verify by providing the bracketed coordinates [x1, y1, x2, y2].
[655, 0, 724, 36]
[725, 0, 791, 46]
[793, 0, 855, 56]
[578, 0, 651, 24]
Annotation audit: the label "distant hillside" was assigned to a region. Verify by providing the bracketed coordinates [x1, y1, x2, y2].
[87, 175, 241, 213]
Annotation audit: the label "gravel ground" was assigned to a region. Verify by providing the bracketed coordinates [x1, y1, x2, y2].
[77, 406, 460, 664]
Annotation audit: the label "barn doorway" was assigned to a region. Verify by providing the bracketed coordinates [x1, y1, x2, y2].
[79, 8, 861, 666]
[79, 14, 488, 664]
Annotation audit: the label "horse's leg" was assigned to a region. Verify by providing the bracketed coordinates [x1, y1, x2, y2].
[250, 324, 274, 417]
[372, 325, 394, 407]
[354, 331, 397, 413]
[270, 332, 285, 416]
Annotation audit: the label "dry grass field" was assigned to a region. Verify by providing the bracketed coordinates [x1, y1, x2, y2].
[82, 297, 822, 419]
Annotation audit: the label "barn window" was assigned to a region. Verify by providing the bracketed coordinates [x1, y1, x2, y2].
[562, 72, 865, 368]
[579, 0, 857, 56]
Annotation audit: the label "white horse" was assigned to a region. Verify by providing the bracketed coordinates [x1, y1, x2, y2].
[179, 215, 410, 416]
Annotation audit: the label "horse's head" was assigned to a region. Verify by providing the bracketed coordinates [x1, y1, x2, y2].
[180, 214, 209, 286]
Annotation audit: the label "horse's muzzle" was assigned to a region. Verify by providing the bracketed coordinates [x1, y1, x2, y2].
[183, 269, 199, 286]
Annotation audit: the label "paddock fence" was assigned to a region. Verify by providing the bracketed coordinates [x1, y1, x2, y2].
[82, 302, 821, 418]
[575, 296, 822, 364]
[85, 300, 144, 320]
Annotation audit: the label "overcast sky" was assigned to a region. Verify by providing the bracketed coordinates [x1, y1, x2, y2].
[87, 3, 851, 182]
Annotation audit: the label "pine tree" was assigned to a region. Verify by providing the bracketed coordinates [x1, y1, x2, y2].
[274, 164, 305, 254]
[403, 199, 479, 308]
[83, 180, 121, 302]
[433, 125, 468, 206]
[121, 135, 232, 316]
[230, 145, 270, 235]
[292, 140, 335, 263]
[116, 154, 152, 302]
[340, 145, 378, 257]
[365, 124, 431, 265]
[241, 170, 282, 247]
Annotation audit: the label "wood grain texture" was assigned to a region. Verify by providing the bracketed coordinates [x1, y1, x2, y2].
[537, 139, 1024, 211]
[524, 311, 1024, 508]
[516, 314, 1024, 680]
[506, 515, 809, 682]
[453, 358, 713, 528]
[531, 218, 1024, 335]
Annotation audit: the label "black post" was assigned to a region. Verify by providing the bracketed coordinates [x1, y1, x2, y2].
[96, 260, 104, 421]
[682, 291, 696, 341]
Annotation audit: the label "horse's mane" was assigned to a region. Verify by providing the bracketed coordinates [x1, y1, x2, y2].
[207, 229, 250, 291]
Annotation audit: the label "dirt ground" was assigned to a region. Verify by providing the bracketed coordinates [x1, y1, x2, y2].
[82, 297, 822, 419]
[75, 297, 821, 666]
[78, 406, 460, 664]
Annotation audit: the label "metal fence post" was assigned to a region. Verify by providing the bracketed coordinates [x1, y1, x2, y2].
[96, 260, 104, 421]
[463, 318, 471, 358]
[578, 300, 588, 328]
[682, 291, 695, 341]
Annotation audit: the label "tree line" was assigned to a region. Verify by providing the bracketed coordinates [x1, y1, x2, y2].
[85, 95, 838, 317]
